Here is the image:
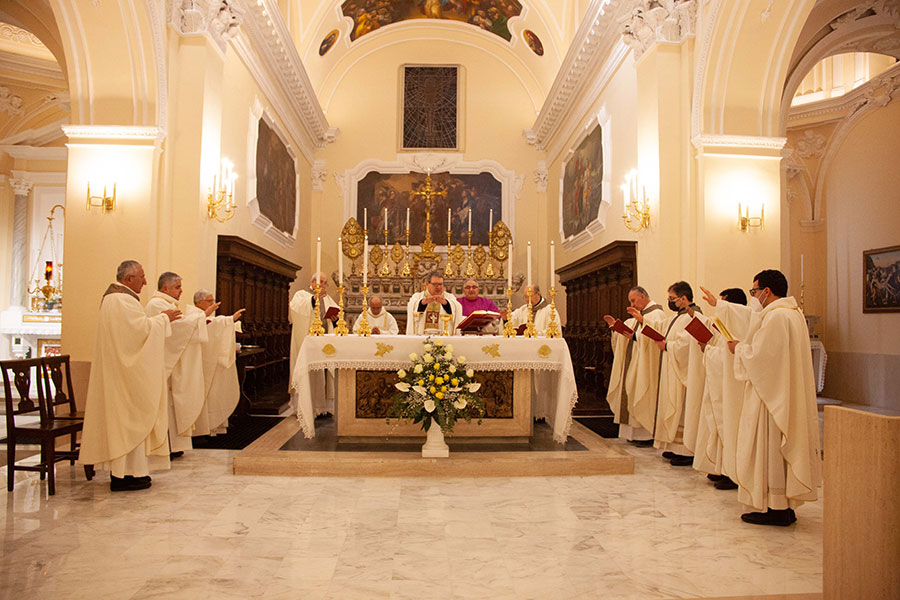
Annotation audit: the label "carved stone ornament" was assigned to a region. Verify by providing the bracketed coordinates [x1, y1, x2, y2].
[168, 0, 243, 52]
[621, 0, 697, 60]
[0, 86, 24, 116]
[534, 160, 548, 193]
[796, 130, 826, 159]
[311, 159, 327, 191]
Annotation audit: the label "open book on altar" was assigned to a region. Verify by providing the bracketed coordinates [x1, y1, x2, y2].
[457, 310, 501, 333]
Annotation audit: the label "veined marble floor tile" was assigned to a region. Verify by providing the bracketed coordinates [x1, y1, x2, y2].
[1, 441, 823, 600]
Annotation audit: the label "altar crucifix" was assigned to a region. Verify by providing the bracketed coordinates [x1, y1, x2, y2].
[410, 172, 446, 261]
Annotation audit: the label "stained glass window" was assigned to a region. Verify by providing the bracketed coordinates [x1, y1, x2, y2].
[402, 66, 458, 150]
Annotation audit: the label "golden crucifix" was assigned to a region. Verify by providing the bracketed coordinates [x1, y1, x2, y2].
[410, 172, 446, 261]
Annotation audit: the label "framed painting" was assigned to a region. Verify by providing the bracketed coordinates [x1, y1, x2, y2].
[559, 110, 612, 250]
[37, 339, 61, 357]
[863, 245, 900, 313]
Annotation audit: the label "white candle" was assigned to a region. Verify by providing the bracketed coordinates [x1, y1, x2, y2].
[363, 234, 368, 286]
[406, 207, 410, 231]
[364, 207, 368, 230]
[468, 208, 472, 232]
[507, 242, 512, 288]
[447, 208, 451, 231]
[801, 254, 805, 284]
[550, 241, 555, 289]
[526, 241, 532, 289]
[315, 237, 322, 282]
[383, 207, 388, 231]
[338, 237, 343, 282]
[489, 208, 493, 232]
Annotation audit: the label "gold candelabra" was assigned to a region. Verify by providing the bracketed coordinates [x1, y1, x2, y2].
[356, 285, 372, 336]
[545, 287, 561, 338]
[623, 189, 650, 233]
[523, 286, 537, 338]
[207, 159, 237, 223]
[465, 230, 475, 277]
[334, 285, 349, 335]
[444, 227, 454, 277]
[502, 286, 516, 338]
[401, 229, 412, 277]
[485, 230, 495, 278]
[308, 283, 326, 336]
[379, 226, 392, 276]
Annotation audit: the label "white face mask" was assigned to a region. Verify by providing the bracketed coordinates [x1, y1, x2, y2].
[749, 296, 763, 311]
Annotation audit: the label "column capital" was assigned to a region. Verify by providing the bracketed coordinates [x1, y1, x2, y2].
[10, 178, 33, 196]
[622, 0, 698, 61]
[168, 0, 243, 53]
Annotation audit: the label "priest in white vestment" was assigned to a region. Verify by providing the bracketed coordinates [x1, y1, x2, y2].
[406, 271, 463, 335]
[508, 285, 554, 335]
[146, 272, 213, 457]
[653, 281, 703, 466]
[79, 260, 181, 492]
[289, 272, 339, 415]
[713, 270, 821, 526]
[190, 290, 245, 435]
[603, 285, 666, 445]
[353, 294, 398, 335]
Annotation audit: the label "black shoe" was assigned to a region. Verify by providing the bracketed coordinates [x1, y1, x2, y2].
[669, 454, 694, 466]
[707, 473, 724, 482]
[630, 439, 654, 447]
[662, 451, 676, 459]
[714, 476, 738, 490]
[740, 508, 796, 526]
[110, 475, 152, 492]
[125, 475, 152, 485]
[169, 451, 184, 460]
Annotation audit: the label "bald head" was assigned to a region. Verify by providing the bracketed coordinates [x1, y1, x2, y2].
[369, 295, 383, 316]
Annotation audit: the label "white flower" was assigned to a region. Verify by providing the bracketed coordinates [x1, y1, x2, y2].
[457, 356, 466, 365]
[446, 344, 454, 353]
[397, 369, 407, 378]
[423, 343, 432, 352]
[445, 352, 453, 360]
[414, 364, 423, 374]
[453, 398, 467, 409]
[423, 353, 434, 363]
[394, 382, 410, 392]
[413, 385, 427, 395]
[434, 338, 444, 346]
[423, 399, 436, 413]
[409, 352, 418, 361]
[449, 387, 462, 393]
[466, 369, 474, 378]
[449, 365, 457, 374]
[467, 382, 481, 393]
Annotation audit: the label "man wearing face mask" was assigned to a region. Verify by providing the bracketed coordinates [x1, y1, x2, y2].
[653, 281, 705, 466]
[703, 270, 820, 526]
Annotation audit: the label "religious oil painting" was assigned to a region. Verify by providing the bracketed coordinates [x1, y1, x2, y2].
[523, 29, 544, 56]
[255, 118, 297, 236]
[863, 245, 900, 313]
[403, 66, 458, 149]
[319, 29, 339, 56]
[561, 123, 604, 239]
[356, 171, 501, 247]
[342, 0, 522, 42]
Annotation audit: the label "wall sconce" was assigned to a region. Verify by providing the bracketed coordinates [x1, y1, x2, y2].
[738, 202, 764, 232]
[622, 169, 650, 232]
[86, 182, 116, 213]
[207, 158, 236, 223]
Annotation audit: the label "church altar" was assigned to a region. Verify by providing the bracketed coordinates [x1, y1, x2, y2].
[291, 335, 578, 443]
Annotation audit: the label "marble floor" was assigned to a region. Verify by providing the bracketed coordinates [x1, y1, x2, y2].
[0, 440, 823, 600]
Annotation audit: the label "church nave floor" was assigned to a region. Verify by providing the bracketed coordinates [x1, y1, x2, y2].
[1, 441, 822, 600]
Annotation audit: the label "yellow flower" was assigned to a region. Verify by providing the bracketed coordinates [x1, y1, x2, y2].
[440, 386, 447, 392]
[429, 386, 437, 394]
[451, 378, 459, 386]
[435, 392, 444, 399]
[417, 379, 424, 386]
[435, 376, 444, 385]
[429, 374, 435, 381]
[433, 363, 441, 371]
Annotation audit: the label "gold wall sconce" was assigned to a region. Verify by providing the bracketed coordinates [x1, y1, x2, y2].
[738, 202, 764, 232]
[622, 169, 650, 232]
[86, 182, 116, 213]
[208, 158, 236, 223]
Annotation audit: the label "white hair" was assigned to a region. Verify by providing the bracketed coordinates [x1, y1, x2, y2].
[116, 260, 141, 282]
[193, 289, 213, 305]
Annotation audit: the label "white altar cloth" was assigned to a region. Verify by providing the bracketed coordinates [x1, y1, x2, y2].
[290, 335, 578, 443]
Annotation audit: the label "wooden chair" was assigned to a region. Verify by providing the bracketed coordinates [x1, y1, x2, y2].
[1, 358, 88, 496]
[40, 355, 85, 421]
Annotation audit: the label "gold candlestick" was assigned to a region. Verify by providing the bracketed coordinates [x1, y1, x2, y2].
[799, 282, 805, 313]
[441, 313, 453, 337]
[502, 286, 516, 338]
[356, 285, 372, 336]
[444, 228, 454, 277]
[308, 283, 326, 336]
[400, 228, 412, 277]
[485, 230, 495, 278]
[523, 286, 537, 338]
[379, 228, 391, 277]
[334, 284, 349, 336]
[545, 287, 561, 338]
[465, 230, 475, 277]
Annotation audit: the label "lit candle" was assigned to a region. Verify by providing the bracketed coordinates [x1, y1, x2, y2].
[507, 242, 512, 288]
[468, 208, 472, 232]
[550, 241, 555, 289]
[800, 254, 805, 284]
[363, 234, 368, 286]
[315, 237, 321, 282]
[406, 207, 410, 231]
[526, 241, 532, 289]
[338, 237, 343, 282]
[489, 208, 493, 232]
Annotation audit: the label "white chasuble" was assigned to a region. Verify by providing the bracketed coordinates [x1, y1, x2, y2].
[352, 309, 399, 335]
[509, 303, 553, 335]
[289, 289, 338, 380]
[79, 284, 172, 473]
[692, 331, 727, 475]
[732, 297, 821, 512]
[187, 306, 242, 435]
[146, 291, 207, 450]
[654, 310, 694, 453]
[405, 291, 462, 335]
[673, 311, 711, 455]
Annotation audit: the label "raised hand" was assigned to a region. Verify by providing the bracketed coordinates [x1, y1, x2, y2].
[603, 315, 615, 327]
[700, 286, 718, 307]
[626, 306, 644, 323]
[204, 301, 222, 317]
[232, 308, 246, 322]
[163, 309, 182, 322]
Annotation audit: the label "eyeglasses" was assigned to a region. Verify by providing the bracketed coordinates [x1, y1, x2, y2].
[748, 287, 763, 297]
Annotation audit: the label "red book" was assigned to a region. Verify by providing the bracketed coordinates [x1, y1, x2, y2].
[685, 317, 714, 344]
[611, 319, 634, 337]
[516, 323, 527, 336]
[640, 324, 665, 342]
[324, 306, 340, 321]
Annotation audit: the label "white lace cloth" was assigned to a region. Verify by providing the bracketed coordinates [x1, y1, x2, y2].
[290, 334, 578, 443]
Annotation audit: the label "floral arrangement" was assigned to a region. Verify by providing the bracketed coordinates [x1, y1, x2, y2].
[388, 337, 485, 433]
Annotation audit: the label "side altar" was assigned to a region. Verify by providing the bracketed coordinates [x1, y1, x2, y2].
[291, 335, 577, 443]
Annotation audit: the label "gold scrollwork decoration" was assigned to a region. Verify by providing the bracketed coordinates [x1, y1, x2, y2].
[341, 218, 364, 260]
[369, 244, 384, 273]
[482, 343, 501, 358]
[473, 245, 487, 274]
[491, 221, 511, 262]
[322, 343, 337, 356]
[538, 344, 552, 358]
[450, 244, 466, 272]
[390, 241, 404, 265]
[374, 343, 394, 357]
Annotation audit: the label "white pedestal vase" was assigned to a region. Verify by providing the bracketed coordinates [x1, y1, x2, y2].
[422, 424, 449, 458]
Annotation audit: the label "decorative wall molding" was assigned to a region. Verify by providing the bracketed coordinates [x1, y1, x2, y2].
[525, 0, 637, 153]
[62, 125, 165, 146]
[311, 159, 327, 191]
[0, 86, 24, 116]
[0, 23, 47, 48]
[231, 0, 336, 164]
[788, 63, 900, 123]
[621, 0, 698, 61]
[0, 119, 67, 147]
[691, 134, 788, 152]
[0, 51, 64, 85]
[796, 130, 826, 158]
[10, 170, 67, 186]
[148, 0, 169, 136]
[167, 0, 243, 53]
[0, 144, 67, 161]
[534, 160, 548, 193]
